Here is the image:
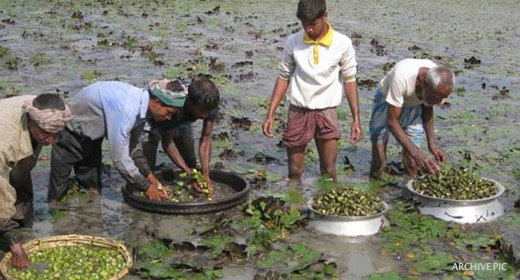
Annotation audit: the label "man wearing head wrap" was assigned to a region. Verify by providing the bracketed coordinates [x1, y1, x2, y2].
[137, 77, 220, 194]
[47, 80, 181, 205]
[0, 94, 70, 270]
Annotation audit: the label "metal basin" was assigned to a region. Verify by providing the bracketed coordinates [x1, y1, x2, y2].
[406, 178, 505, 224]
[306, 201, 389, 236]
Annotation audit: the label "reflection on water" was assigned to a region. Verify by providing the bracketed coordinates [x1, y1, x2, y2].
[24, 171, 406, 279]
[28, 169, 203, 241]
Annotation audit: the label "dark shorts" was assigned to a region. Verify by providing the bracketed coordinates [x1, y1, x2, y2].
[282, 106, 341, 148]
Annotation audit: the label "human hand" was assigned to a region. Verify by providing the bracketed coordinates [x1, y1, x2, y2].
[430, 147, 446, 163]
[414, 153, 441, 174]
[262, 117, 274, 138]
[191, 175, 214, 196]
[145, 183, 169, 201]
[147, 173, 161, 186]
[10, 242, 29, 270]
[350, 120, 362, 144]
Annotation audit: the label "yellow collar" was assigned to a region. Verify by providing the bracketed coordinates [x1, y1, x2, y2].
[303, 23, 332, 46]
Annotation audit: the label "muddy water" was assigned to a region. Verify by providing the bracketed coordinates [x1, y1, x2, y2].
[1, 0, 519, 279]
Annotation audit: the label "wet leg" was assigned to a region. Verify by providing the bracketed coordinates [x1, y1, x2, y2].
[49, 130, 81, 204]
[370, 141, 387, 179]
[142, 131, 160, 170]
[75, 138, 103, 196]
[173, 135, 196, 168]
[287, 145, 306, 180]
[315, 138, 338, 180]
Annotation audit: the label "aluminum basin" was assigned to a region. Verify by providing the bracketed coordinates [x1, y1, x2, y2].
[406, 178, 505, 224]
[306, 201, 389, 236]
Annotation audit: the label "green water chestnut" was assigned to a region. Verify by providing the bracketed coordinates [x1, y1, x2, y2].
[412, 167, 497, 200]
[312, 187, 384, 216]
[7, 245, 126, 280]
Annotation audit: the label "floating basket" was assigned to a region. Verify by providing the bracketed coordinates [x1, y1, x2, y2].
[0, 234, 133, 280]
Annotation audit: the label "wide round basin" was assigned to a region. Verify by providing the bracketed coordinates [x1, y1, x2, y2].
[406, 178, 505, 223]
[306, 201, 389, 236]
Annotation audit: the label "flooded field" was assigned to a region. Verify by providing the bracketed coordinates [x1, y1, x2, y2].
[1, 0, 519, 279]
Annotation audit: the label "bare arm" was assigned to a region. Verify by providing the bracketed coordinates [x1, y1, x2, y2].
[344, 81, 362, 144]
[422, 105, 446, 163]
[198, 118, 215, 185]
[161, 129, 192, 174]
[388, 105, 440, 173]
[422, 105, 435, 148]
[387, 105, 420, 156]
[263, 77, 289, 138]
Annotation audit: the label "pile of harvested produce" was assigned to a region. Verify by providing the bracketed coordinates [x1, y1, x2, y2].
[311, 187, 385, 216]
[6, 245, 127, 280]
[140, 169, 215, 203]
[412, 167, 497, 200]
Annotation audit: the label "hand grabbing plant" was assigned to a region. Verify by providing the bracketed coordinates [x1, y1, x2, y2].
[180, 169, 214, 200]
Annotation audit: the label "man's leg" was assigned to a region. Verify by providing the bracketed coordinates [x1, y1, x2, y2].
[142, 129, 161, 170]
[315, 138, 338, 180]
[314, 107, 341, 180]
[282, 106, 315, 181]
[287, 145, 306, 180]
[48, 129, 83, 204]
[172, 123, 196, 168]
[173, 136, 196, 168]
[370, 141, 388, 179]
[369, 88, 390, 179]
[75, 138, 103, 195]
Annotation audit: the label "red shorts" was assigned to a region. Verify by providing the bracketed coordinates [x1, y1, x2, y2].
[282, 105, 341, 148]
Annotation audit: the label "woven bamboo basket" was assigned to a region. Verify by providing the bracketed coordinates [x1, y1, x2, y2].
[0, 234, 133, 280]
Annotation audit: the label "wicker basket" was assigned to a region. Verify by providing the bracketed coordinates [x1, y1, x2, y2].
[0, 234, 133, 280]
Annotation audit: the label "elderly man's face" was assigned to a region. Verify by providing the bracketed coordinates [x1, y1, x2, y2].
[423, 84, 450, 106]
[29, 124, 58, 145]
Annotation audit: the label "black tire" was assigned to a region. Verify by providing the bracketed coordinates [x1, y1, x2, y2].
[122, 170, 250, 215]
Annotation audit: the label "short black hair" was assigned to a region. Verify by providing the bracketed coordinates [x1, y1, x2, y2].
[33, 94, 66, 110]
[297, 0, 327, 23]
[187, 77, 220, 111]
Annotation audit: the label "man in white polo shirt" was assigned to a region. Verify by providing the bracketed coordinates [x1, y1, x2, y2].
[262, 0, 362, 182]
[368, 58, 455, 179]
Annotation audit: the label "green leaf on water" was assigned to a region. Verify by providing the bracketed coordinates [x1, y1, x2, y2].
[412, 252, 456, 274]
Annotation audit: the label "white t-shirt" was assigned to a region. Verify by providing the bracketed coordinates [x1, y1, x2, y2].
[379, 59, 437, 108]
